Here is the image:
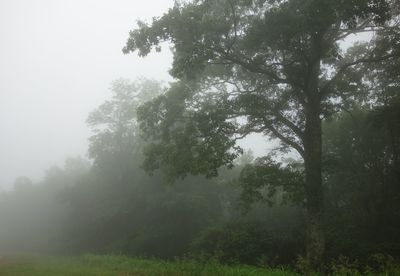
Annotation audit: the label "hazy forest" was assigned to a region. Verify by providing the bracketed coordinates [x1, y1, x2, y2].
[1, 0, 400, 275]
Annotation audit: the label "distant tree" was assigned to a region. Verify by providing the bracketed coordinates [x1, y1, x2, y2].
[13, 176, 33, 193]
[43, 157, 91, 189]
[78, 78, 225, 257]
[87, 78, 164, 181]
[124, 0, 399, 265]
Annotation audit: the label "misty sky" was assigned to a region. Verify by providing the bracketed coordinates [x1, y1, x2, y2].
[0, 0, 271, 190]
[0, 0, 176, 189]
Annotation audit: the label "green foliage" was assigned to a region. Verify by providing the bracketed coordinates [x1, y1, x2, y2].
[59, 78, 229, 257]
[191, 214, 303, 266]
[239, 157, 304, 208]
[125, 0, 391, 180]
[87, 78, 164, 173]
[325, 254, 400, 276]
[322, 100, 400, 259]
[0, 79, 230, 258]
[124, 0, 390, 79]
[124, 3, 398, 263]
[137, 81, 243, 181]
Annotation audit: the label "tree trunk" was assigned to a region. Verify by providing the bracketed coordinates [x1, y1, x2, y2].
[302, 33, 325, 267]
[303, 102, 325, 268]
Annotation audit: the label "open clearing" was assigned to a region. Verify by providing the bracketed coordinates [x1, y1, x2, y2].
[0, 254, 296, 276]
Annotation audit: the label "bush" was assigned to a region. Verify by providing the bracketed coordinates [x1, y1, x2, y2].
[190, 220, 302, 266]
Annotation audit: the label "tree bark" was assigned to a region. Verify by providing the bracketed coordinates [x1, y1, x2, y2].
[303, 37, 325, 266]
[303, 101, 325, 268]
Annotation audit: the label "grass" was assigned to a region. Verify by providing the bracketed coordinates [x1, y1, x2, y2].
[0, 254, 297, 276]
[1, 254, 399, 275]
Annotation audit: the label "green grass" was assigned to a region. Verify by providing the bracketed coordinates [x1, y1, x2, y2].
[0, 254, 297, 276]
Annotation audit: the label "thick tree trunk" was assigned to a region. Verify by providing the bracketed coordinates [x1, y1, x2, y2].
[301, 34, 325, 266]
[303, 103, 325, 267]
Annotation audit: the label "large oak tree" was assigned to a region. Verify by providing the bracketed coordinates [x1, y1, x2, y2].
[123, 0, 399, 265]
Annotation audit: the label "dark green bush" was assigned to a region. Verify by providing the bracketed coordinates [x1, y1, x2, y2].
[190, 220, 302, 266]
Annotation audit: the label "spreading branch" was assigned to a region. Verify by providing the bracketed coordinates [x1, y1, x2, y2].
[262, 117, 305, 158]
[321, 52, 398, 96]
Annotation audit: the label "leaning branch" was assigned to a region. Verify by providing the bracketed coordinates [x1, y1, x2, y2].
[263, 118, 305, 158]
[274, 112, 304, 139]
[213, 48, 289, 85]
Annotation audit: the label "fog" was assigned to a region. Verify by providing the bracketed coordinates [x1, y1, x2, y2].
[0, 0, 175, 189]
[0, 1, 398, 273]
[0, 0, 273, 191]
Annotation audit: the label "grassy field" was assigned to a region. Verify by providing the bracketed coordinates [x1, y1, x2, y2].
[1, 254, 399, 275]
[0, 254, 297, 276]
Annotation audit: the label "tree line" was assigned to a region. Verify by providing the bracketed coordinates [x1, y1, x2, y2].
[0, 78, 399, 271]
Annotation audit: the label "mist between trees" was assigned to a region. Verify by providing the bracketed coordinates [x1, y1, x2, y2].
[1, 78, 399, 271]
[1, 0, 400, 274]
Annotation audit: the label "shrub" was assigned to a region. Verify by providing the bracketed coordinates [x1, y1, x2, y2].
[190, 220, 302, 266]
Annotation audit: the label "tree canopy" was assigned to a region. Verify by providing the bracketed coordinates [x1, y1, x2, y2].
[124, 0, 399, 265]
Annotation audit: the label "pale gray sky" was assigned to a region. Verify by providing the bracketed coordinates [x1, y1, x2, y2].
[0, 0, 177, 189]
[0, 0, 372, 191]
[0, 0, 273, 190]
